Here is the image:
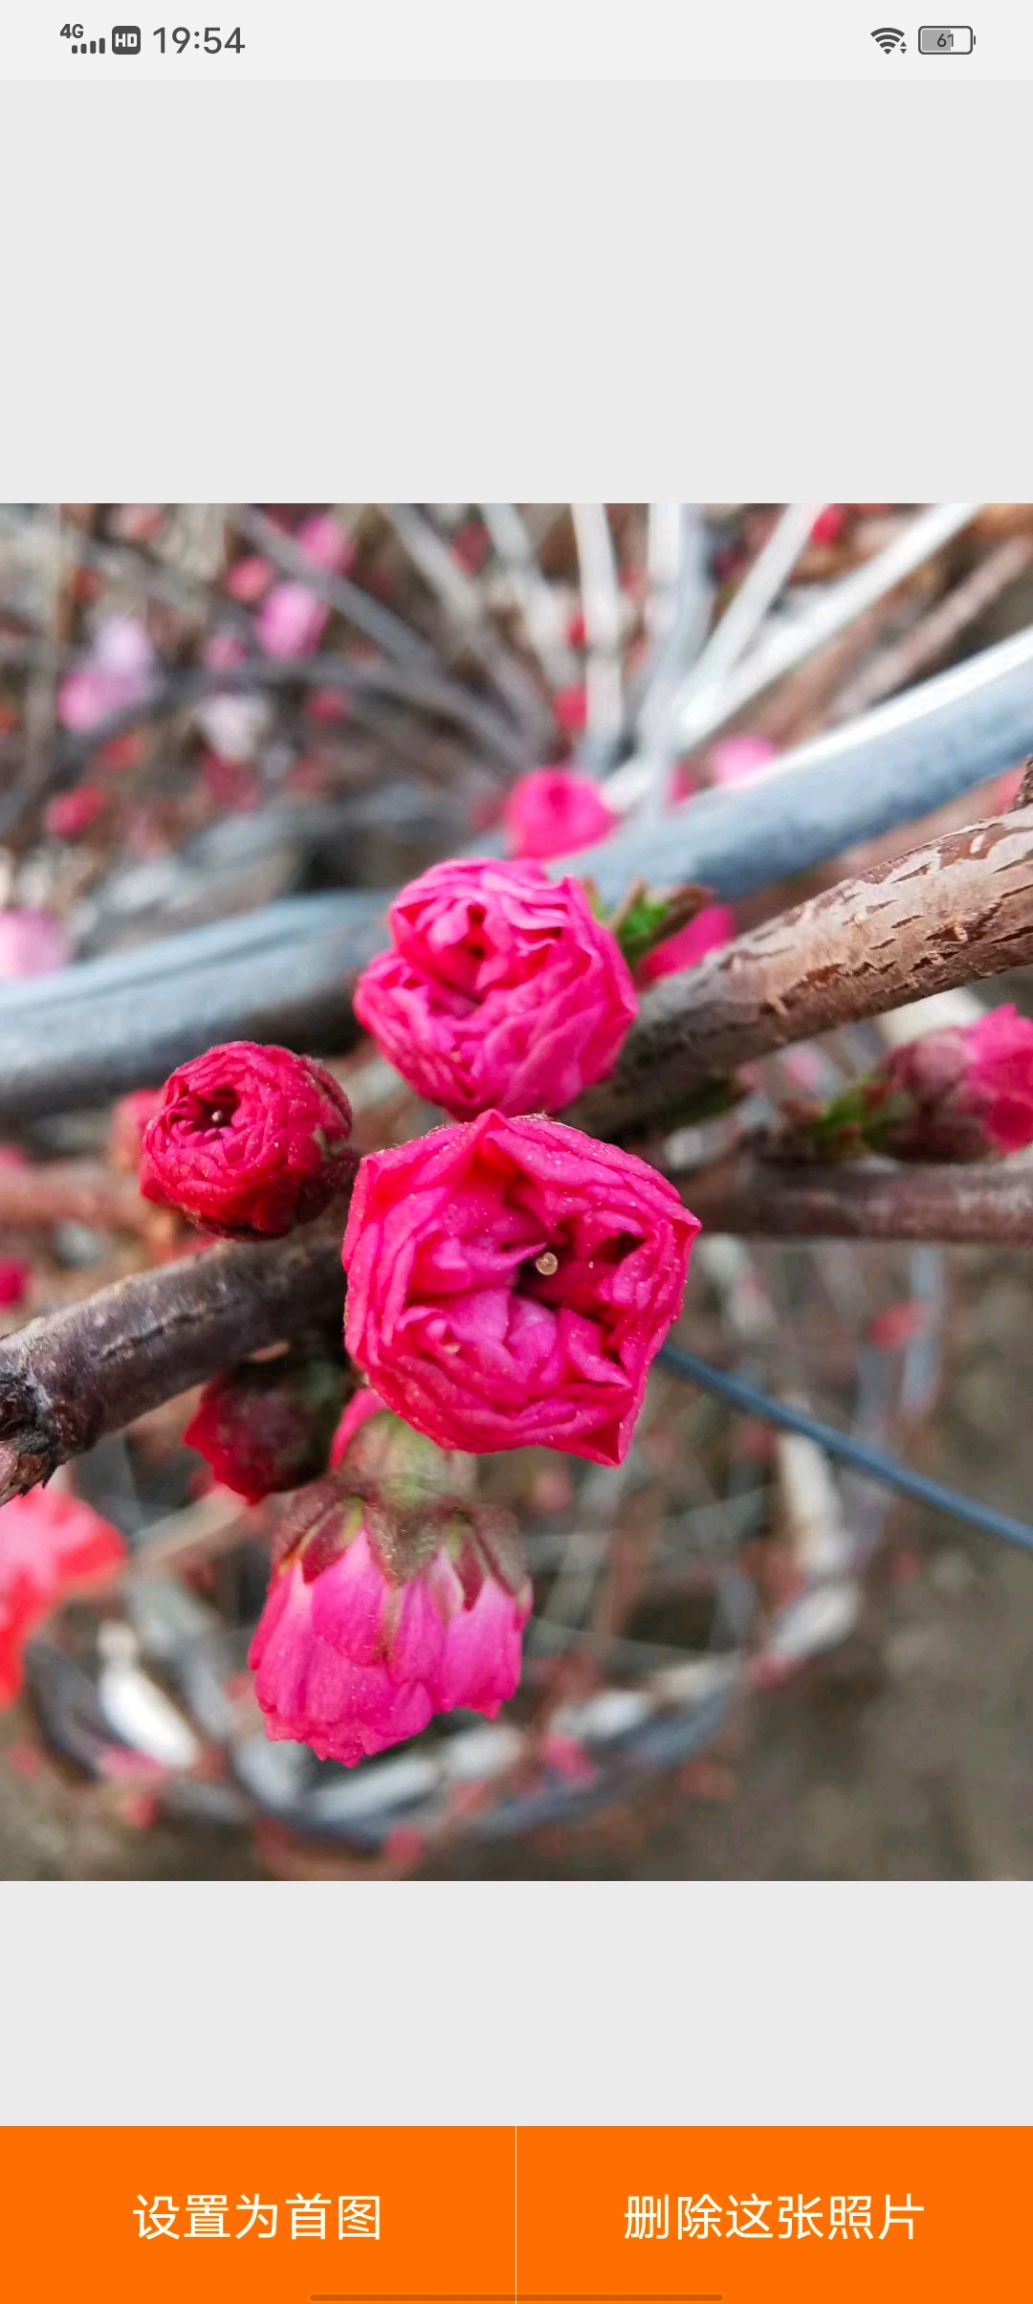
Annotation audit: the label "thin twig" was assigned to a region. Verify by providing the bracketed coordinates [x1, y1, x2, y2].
[671, 500, 980, 750]
[0, 1160, 151, 1234]
[571, 500, 625, 762]
[829, 533, 1033, 725]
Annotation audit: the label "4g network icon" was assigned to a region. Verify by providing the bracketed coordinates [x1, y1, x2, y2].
[58, 22, 140, 54]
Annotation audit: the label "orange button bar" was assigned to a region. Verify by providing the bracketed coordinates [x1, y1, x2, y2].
[0, 2126, 1027, 2302]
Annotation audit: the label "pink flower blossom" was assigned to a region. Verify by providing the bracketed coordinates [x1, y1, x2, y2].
[255, 516, 350, 661]
[342, 1110, 700, 1466]
[354, 857, 636, 1119]
[0, 1259, 30, 1311]
[636, 903, 735, 984]
[57, 616, 155, 733]
[708, 735, 776, 787]
[0, 910, 69, 980]
[197, 631, 270, 760]
[200, 752, 260, 810]
[257, 582, 331, 659]
[308, 686, 350, 724]
[0, 1487, 126, 1706]
[503, 767, 617, 861]
[205, 630, 248, 673]
[810, 504, 847, 546]
[248, 1430, 531, 1764]
[554, 684, 588, 735]
[226, 554, 273, 603]
[880, 1004, 1033, 1160]
[44, 784, 106, 839]
[295, 512, 352, 573]
[451, 520, 490, 575]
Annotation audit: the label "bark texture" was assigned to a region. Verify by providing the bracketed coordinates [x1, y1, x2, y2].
[680, 1151, 1033, 1247]
[0, 1218, 345, 1506]
[575, 803, 1033, 1138]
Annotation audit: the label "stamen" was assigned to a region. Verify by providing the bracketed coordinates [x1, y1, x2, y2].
[535, 1250, 559, 1277]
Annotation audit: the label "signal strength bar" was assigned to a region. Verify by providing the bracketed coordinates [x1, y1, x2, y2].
[71, 35, 105, 50]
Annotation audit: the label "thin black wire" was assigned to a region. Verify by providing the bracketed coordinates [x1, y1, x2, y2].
[659, 1343, 1033, 1560]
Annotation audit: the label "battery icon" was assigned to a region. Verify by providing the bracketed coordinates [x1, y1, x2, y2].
[918, 25, 975, 50]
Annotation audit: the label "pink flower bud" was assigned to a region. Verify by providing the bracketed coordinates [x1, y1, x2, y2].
[184, 1352, 343, 1503]
[880, 1005, 1033, 1160]
[0, 1487, 125, 1706]
[248, 1445, 531, 1765]
[354, 857, 636, 1119]
[330, 1386, 391, 1468]
[636, 902, 735, 984]
[503, 768, 617, 861]
[342, 1110, 701, 1466]
[140, 1041, 354, 1238]
[810, 504, 847, 546]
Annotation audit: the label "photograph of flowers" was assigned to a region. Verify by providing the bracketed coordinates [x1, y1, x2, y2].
[2, 500, 1032, 1882]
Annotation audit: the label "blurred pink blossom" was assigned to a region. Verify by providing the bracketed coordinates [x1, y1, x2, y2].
[226, 554, 273, 604]
[44, 785, 106, 839]
[503, 766, 616, 861]
[0, 910, 69, 980]
[257, 582, 330, 659]
[58, 616, 155, 733]
[0, 1259, 30, 1311]
[708, 735, 776, 787]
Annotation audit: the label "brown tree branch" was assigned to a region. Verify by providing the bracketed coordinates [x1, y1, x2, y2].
[0, 1160, 151, 1234]
[676, 1149, 1033, 1247]
[574, 802, 1033, 1139]
[6, 799, 1033, 1504]
[0, 1217, 345, 1507]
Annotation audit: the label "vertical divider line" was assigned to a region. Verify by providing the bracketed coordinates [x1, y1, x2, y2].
[514, 2125, 519, 2304]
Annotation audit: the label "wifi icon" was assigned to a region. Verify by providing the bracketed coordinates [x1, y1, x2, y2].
[871, 24, 906, 50]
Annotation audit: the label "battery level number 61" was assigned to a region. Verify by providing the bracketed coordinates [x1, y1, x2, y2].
[917, 25, 976, 50]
